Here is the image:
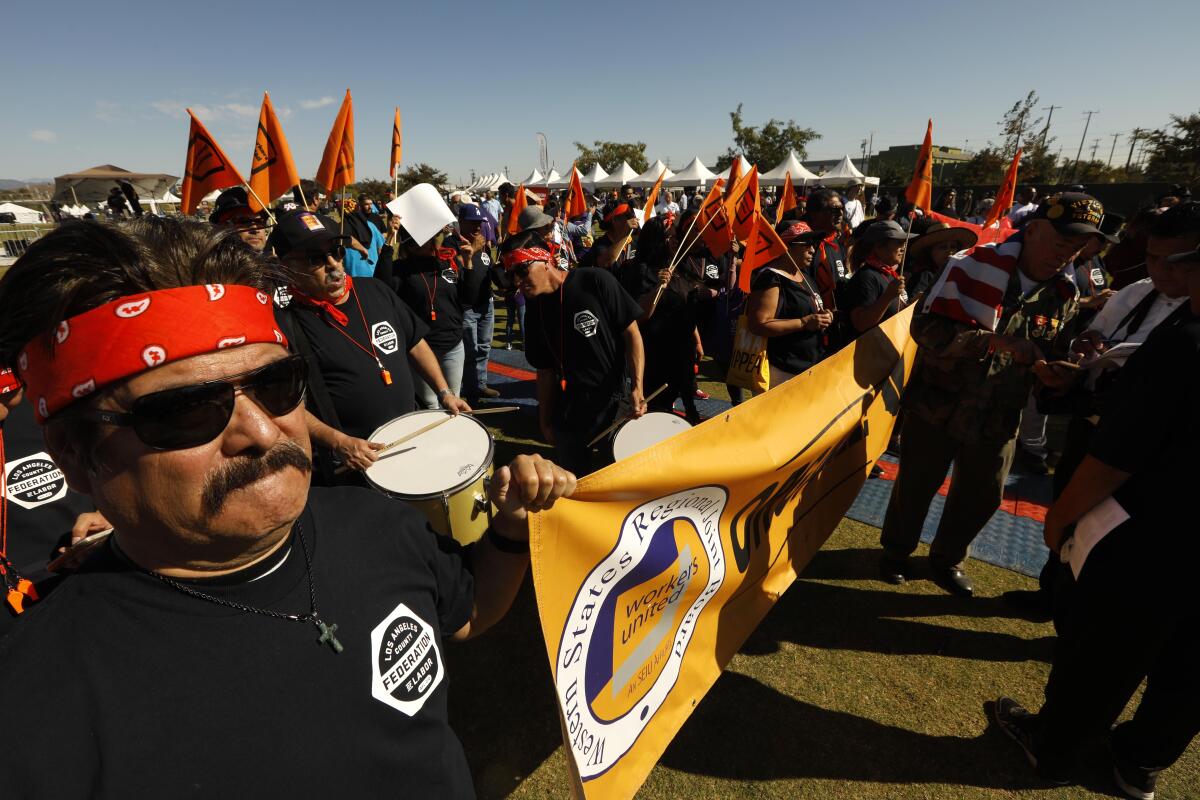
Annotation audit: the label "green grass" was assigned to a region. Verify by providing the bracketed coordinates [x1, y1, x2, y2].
[449, 520, 1199, 799]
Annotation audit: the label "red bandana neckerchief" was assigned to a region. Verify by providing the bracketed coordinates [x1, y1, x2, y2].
[290, 276, 354, 326]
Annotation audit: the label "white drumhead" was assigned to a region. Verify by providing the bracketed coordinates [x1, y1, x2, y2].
[611, 412, 692, 461]
[364, 411, 493, 498]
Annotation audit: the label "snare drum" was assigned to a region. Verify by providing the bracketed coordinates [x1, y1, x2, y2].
[611, 412, 692, 461]
[364, 411, 495, 545]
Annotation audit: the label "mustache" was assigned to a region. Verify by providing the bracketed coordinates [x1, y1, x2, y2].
[201, 440, 311, 517]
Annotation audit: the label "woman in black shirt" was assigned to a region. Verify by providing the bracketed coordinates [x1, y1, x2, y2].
[746, 221, 833, 388]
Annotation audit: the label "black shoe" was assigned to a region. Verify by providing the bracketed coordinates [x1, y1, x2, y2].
[1112, 761, 1158, 799]
[1018, 447, 1050, 475]
[879, 557, 909, 585]
[869, 464, 885, 479]
[932, 565, 974, 596]
[1001, 588, 1053, 622]
[993, 697, 1071, 785]
[481, 387, 501, 399]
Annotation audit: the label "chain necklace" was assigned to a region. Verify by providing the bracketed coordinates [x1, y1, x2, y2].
[136, 520, 343, 654]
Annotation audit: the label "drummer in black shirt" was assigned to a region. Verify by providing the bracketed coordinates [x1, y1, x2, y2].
[395, 225, 477, 409]
[747, 221, 833, 387]
[444, 204, 504, 402]
[505, 232, 648, 475]
[842, 219, 915, 337]
[271, 212, 469, 481]
[581, 203, 638, 270]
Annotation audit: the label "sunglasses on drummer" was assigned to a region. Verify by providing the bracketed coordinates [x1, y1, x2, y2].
[70, 355, 307, 450]
[296, 244, 346, 266]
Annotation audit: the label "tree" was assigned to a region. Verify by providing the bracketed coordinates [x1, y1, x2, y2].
[953, 147, 1007, 186]
[1143, 109, 1200, 183]
[348, 178, 394, 201]
[999, 91, 1046, 159]
[1071, 160, 1129, 184]
[717, 104, 820, 170]
[392, 163, 449, 196]
[573, 141, 648, 173]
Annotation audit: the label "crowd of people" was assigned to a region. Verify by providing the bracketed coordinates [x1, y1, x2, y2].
[0, 166, 1195, 798]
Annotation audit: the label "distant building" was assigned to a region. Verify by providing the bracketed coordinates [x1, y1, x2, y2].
[873, 144, 974, 184]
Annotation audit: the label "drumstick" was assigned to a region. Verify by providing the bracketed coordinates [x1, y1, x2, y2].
[47, 527, 113, 573]
[335, 414, 455, 474]
[586, 384, 669, 447]
[466, 406, 520, 416]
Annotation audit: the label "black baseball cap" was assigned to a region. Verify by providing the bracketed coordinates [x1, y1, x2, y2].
[209, 187, 257, 224]
[858, 220, 918, 245]
[1167, 247, 1200, 264]
[268, 211, 349, 257]
[1034, 192, 1105, 236]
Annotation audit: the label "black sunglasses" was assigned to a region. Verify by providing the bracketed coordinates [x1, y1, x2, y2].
[297, 244, 346, 266]
[73, 356, 307, 450]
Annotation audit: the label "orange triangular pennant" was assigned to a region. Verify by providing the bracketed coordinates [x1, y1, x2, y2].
[508, 184, 528, 236]
[739, 212, 788, 292]
[315, 89, 355, 192]
[776, 171, 797, 222]
[180, 109, 246, 215]
[390, 107, 403, 179]
[565, 164, 587, 219]
[248, 92, 299, 213]
[905, 119, 934, 212]
[984, 148, 1022, 228]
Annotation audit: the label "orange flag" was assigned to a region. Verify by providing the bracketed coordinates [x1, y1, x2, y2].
[641, 169, 666, 224]
[247, 92, 299, 213]
[739, 211, 788, 292]
[727, 168, 759, 241]
[389, 107, 403, 179]
[181, 109, 246, 215]
[984, 148, 1022, 228]
[564, 165, 587, 219]
[315, 89, 355, 192]
[905, 119, 933, 212]
[694, 180, 731, 257]
[507, 184, 528, 235]
[724, 157, 742, 200]
[776, 171, 797, 222]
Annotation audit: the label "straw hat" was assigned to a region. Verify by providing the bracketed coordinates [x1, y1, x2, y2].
[908, 223, 978, 258]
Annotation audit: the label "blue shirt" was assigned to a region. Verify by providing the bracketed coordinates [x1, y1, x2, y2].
[343, 220, 385, 278]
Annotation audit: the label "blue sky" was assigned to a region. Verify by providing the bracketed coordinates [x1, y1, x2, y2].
[3, 0, 1197, 185]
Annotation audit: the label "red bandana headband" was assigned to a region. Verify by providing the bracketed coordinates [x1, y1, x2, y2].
[604, 203, 633, 224]
[0, 368, 21, 395]
[18, 284, 287, 423]
[501, 247, 553, 272]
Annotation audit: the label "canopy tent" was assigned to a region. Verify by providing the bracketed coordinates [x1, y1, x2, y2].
[202, 188, 224, 203]
[594, 161, 640, 188]
[759, 150, 820, 186]
[580, 163, 608, 191]
[547, 166, 582, 190]
[534, 169, 562, 188]
[630, 160, 675, 187]
[0, 202, 43, 223]
[711, 155, 755, 184]
[664, 157, 717, 187]
[816, 155, 879, 187]
[465, 172, 508, 192]
[53, 164, 178, 205]
[518, 168, 544, 186]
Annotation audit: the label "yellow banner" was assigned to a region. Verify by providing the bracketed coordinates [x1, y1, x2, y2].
[530, 306, 918, 799]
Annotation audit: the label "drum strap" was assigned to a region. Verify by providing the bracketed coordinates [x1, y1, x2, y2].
[277, 308, 344, 484]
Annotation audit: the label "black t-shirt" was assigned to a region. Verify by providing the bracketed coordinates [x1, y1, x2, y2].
[579, 233, 632, 270]
[525, 268, 642, 425]
[750, 267, 826, 375]
[840, 264, 902, 332]
[812, 237, 848, 309]
[1089, 313, 1200, 538]
[617, 260, 698, 365]
[2, 400, 92, 578]
[0, 487, 477, 797]
[277, 278, 428, 439]
[445, 235, 499, 313]
[396, 255, 469, 355]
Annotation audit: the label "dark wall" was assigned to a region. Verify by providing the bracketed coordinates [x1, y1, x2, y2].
[875, 182, 1186, 217]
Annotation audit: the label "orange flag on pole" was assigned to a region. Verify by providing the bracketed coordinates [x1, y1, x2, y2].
[984, 148, 1022, 228]
[565, 165, 587, 219]
[389, 107, 403, 179]
[247, 92, 299, 213]
[641, 169, 666, 224]
[738, 211, 788, 292]
[315, 89, 355, 192]
[507, 184, 528, 235]
[727, 168, 759, 241]
[181, 109, 246, 215]
[905, 119, 934, 212]
[776, 171, 797, 222]
[694, 180, 732, 257]
[724, 157, 742, 200]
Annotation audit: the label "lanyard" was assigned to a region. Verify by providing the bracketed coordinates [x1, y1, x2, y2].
[0, 432, 38, 614]
[320, 285, 392, 385]
[419, 272, 439, 321]
[538, 281, 568, 392]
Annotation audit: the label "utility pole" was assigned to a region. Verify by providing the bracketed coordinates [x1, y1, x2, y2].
[1073, 110, 1099, 179]
[860, 138, 868, 173]
[1107, 133, 1121, 167]
[1041, 104, 1061, 147]
[866, 132, 874, 175]
[1124, 129, 1145, 173]
[1090, 138, 1101, 161]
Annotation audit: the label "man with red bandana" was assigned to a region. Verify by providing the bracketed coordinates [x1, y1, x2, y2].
[0, 217, 575, 796]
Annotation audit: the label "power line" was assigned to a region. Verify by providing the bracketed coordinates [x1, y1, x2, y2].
[1040, 104, 1061, 147]
[1107, 133, 1121, 167]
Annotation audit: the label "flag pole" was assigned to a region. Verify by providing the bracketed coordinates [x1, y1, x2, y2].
[296, 182, 309, 210]
[340, 186, 346, 234]
[896, 214, 915, 274]
[648, 196, 725, 317]
[242, 183, 277, 226]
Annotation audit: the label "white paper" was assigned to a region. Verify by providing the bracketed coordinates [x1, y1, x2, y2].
[1060, 496, 1130, 579]
[385, 183, 456, 247]
[1081, 341, 1140, 370]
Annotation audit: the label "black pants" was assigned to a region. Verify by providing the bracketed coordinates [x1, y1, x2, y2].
[553, 393, 624, 477]
[1034, 519, 1200, 773]
[1036, 414, 1100, 600]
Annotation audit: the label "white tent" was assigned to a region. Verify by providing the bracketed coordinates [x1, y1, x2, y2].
[0, 203, 44, 223]
[202, 188, 224, 203]
[664, 157, 717, 187]
[594, 161, 640, 188]
[630, 160, 675, 187]
[535, 169, 562, 188]
[711, 155, 755, 184]
[580, 163, 608, 190]
[816, 155, 879, 187]
[518, 168, 544, 186]
[547, 166, 583, 190]
[759, 150, 820, 186]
